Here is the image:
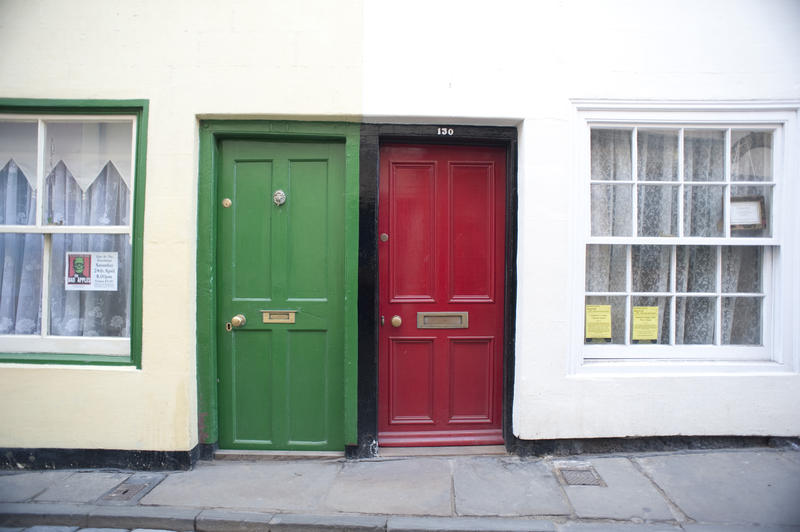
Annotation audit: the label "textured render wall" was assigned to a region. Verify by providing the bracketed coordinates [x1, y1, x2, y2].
[363, 0, 800, 439]
[0, 0, 363, 450]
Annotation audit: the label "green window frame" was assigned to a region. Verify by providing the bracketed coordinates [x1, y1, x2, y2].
[0, 99, 147, 367]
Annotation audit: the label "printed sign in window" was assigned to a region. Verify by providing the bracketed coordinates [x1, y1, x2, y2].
[585, 304, 612, 343]
[632, 306, 659, 344]
[65, 252, 118, 291]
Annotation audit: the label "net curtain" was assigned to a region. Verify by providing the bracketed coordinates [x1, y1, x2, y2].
[0, 121, 131, 338]
[589, 129, 762, 345]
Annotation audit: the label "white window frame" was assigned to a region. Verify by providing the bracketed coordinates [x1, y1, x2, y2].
[0, 113, 137, 357]
[569, 100, 800, 375]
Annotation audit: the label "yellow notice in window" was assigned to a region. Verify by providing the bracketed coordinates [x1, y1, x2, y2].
[632, 306, 659, 342]
[585, 305, 612, 340]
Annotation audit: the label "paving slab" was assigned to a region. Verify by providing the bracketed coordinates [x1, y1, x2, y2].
[86, 506, 198, 531]
[559, 457, 674, 521]
[195, 509, 274, 532]
[682, 525, 800, 531]
[21, 527, 78, 532]
[34, 472, 131, 504]
[139, 461, 341, 513]
[636, 450, 800, 526]
[388, 516, 556, 531]
[323, 458, 452, 516]
[778, 450, 800, 466]
[453, 457, 569, 517]
[557, 524, 682, 531]
[0, 503, 88, 528]
[0, 473, 74, 503]
[268, 514, 386, 531]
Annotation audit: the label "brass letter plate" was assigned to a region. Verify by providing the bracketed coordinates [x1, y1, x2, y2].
[261, 310, 296, 324]
[417, 311, 468, 329]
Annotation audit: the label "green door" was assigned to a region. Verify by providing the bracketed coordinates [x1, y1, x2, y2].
[217, 139, 345, 450]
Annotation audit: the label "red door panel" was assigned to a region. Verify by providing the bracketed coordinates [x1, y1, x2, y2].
[378, 144, 506, 447]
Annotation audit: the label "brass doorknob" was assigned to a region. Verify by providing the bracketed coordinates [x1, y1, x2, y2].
[391, 315, 402, 327]
[230, 314, 246, 328]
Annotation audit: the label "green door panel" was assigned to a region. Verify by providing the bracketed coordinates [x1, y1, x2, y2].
[217, 139, 345, 450]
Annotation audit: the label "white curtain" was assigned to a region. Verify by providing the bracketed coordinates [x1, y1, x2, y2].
[47, 162, 131, 337]
[589, 129, 760, 345]
[0, 160, 130, 337]
[0, 161, 42, 334]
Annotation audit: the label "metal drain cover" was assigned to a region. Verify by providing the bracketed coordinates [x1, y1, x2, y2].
[554, 461, 606, 486]
[98, 472, 165, 505]
[102, 482, 147, 501]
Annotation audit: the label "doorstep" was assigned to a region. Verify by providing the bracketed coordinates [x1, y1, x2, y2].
[213, 449, 345, 461]
[378, 445, 507, 457]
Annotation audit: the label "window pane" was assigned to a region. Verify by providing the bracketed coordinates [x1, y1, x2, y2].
[591, 129, 631, 181]
[676, 246, 716, 293]
[0, 233, 42, 334]
[722, 246, 762, 293]
[676, 296, 716, 345]
[585, 296, 625, 344]
[0, 121, 38, 225]
[44, 121, 132, 227]
[631, 296, 671, 344]
[49, 233, 131, 337]
[684, 130, 724, 182]
[591, 184, 632, 236]
[684, 185, 724, 237]
[637, 129, 678, 181]
[730, 185, 772, 238]
[731, 130, 772, 182]
[585, 244, 626, 292]
[722, 297, 762, 345]
[638, 185, 678, 237]
[632, 245, 671, 292]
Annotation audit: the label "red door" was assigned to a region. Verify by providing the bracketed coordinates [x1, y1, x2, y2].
[378, 143, 506, 446]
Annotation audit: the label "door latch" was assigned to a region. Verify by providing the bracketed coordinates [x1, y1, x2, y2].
[225, 314, 246, 332]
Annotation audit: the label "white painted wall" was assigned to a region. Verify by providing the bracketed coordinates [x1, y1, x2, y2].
[363, 0, 800, 439]
[0, 0, 363, 450]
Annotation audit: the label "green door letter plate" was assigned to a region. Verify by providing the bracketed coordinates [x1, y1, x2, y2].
[262, 310, 296, 324]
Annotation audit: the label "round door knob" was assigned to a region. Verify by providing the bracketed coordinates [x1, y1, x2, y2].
[391, 315, 402, 327]
[231, 314, 246, 328]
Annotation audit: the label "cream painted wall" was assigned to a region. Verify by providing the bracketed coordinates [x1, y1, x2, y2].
[363, 0, 800, 440]
[0, 0, 363, 450]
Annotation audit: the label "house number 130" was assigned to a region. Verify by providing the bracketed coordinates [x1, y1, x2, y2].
[437, 127, 454, 136]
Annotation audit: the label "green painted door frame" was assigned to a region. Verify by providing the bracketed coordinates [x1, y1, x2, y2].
[196, 120, 359, 449]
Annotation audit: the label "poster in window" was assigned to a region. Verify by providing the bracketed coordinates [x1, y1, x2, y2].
[585, 304, 612, 343]
[65, 252, 118, 291]
[632, 306, 658, 344]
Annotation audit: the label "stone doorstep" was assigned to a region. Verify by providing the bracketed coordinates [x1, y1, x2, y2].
[0, 505, 560, 532]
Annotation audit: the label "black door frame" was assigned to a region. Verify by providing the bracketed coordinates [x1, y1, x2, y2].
[349, 123, 519, 458]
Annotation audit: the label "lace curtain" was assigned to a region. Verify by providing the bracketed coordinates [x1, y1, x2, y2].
[0, 160, 130, 337]
[588, 129, 762, 345]
[0, 161, 41, 334]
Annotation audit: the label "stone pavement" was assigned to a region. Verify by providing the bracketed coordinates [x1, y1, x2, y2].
[1, 447, 800, 531]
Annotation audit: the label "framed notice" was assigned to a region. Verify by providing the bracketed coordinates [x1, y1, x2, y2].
[65, 252, 118, 291]
[730, 195, 766, 231]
